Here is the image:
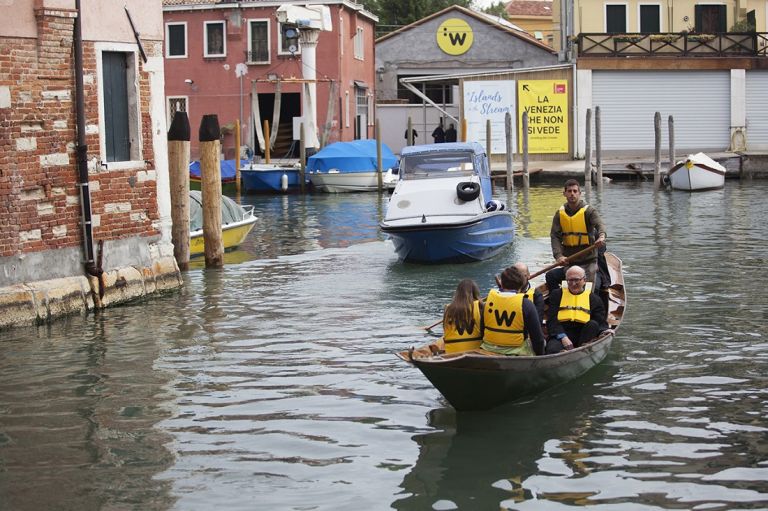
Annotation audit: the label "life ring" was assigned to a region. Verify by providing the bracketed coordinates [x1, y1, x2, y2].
[456, 181, 480, 202]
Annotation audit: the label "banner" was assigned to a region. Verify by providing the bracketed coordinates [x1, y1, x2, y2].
[518, 80, 569, 153]
[463, 81, 516, 155]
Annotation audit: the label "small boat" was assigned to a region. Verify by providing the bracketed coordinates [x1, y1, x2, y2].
[307, 139, 398, 193]
[379, 142, 514, 263]
[189, 159, 243, 195]
[240, 163, 308, 193]
[396, 252, 626, 411]
[666, 152, 726, 191]
[188, 191, 257, 256]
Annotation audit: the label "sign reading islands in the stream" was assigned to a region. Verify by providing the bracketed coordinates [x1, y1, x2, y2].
[518, 80, 569, 153]
[463, 80, 516, 155]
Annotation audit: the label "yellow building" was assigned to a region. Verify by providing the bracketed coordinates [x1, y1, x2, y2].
[505, 0, 557, 48]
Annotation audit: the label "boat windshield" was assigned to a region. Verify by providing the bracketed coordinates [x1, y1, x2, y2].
[400, 151, 475, 180]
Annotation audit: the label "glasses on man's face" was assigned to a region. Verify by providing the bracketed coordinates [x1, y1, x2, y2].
[566, 277, 584, 283]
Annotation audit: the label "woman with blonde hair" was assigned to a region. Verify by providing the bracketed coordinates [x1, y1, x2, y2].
[442, 279, 483, 354]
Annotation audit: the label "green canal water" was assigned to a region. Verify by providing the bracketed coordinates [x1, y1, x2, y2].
[1, 181, 767, 510]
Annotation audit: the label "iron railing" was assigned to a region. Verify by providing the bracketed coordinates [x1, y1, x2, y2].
[577, 32, 768, 57]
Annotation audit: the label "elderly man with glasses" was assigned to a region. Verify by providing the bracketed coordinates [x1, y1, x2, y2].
[545, 266, 608, 354]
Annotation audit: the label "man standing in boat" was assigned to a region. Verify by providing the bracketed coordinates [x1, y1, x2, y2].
[546, 266, 608, 353]
[546, 179, 607, 291]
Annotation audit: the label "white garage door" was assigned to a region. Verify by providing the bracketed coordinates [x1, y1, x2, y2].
[592, 70, 730, 153]
[746, 70, 768, 150]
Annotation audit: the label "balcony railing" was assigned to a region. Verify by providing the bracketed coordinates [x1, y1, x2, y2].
[577, 32, 768, 58]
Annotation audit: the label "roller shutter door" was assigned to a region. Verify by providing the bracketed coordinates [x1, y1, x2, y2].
[592, 70, 730, 152]
[746, 70, 768, 150]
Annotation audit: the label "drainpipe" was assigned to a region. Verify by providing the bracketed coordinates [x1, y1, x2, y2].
[73, 0, 103, 295]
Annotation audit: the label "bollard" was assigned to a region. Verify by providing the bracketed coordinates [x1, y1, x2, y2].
[300, 122, 306, 194]
[654, 112, 661, 190]
[668, 115, 676, 170]
[522, 111, 529, 190]
[584, 108, 592, 187]
[595, 106, 603, 191]
[504, 112, 514, 191]
[263, 119, 271, 163]
[199, 114, 224, 268]
[168, 111, 191, 271]
[376, 122, 383, 192]
[235, 118, 241, 197]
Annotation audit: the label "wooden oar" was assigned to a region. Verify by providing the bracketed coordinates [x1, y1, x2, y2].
[424, 318, 443, 332]
[528, 242, 599, 280]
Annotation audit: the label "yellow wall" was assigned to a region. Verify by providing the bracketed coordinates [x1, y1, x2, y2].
[509, 16, 557, 47]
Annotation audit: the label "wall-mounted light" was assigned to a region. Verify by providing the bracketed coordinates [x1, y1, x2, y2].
[184, 78, 194, 84]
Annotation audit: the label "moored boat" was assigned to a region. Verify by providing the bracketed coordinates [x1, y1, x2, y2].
[240, 163, 308, 193]
[380, 142, 514, 263]
[666, 152, 726, 191]
[188, 191, 257, 256]
[307, 139, 398, 193]
[189, 159, 243, 195]
[396, 252, 626, 411]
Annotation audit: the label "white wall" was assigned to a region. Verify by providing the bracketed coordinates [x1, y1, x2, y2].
[376, 104, 460, 155]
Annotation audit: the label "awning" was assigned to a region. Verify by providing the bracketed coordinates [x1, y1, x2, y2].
[353, 80, 368, 89]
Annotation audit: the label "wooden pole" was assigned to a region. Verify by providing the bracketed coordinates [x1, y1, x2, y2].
[486, 119, 493, 193]
[199, 114, 224, 268]
[654, 111, 661, 190]
[504, 112, 513, 191]
[407, 116, 414, 146]
[299, 122, 306, 194]
[263, 119, 271, 163]
[376, 122, 383, 192]
[584, 108, 592, 187]
[595, 106, 603, 190]
[522, 111, 530, 190]
[167, 111, 190, 271]
[461, 117, 468, 142]
[668, 115, 676, 170]
[234, 118, 241, 197]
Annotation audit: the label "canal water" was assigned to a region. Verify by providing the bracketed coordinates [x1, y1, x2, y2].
[1, 180, 767, 510]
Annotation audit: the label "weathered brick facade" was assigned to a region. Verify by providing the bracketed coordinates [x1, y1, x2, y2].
[0, 3, 181, 329]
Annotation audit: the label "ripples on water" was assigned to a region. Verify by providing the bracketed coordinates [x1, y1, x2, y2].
[1, 182, 767, 510]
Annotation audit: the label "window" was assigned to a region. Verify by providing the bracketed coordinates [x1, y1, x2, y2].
[639, 4, 661, 32]
[695, 4, 727, 33]
[167, 96, 188, 127]
[605, 4, 627, 33]
[278, 23, 301, 55]
[248, 19, 270, 63]
[204, 21, 226, 57]
[165, 22, 187, 58]
[97, 46, 140, 164]
[355, 86, 368, 138]
[396, 75, 454, 105]
[354, 27, 364, 60]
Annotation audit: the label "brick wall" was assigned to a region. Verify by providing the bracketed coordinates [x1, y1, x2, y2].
[0, 7, 160, 262]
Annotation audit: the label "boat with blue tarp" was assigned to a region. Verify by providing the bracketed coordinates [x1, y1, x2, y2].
[240, 162, 308, 193]
[307, 139, 398, 192]
[189, 159, 244, 195]
[379, 142, 514, 263]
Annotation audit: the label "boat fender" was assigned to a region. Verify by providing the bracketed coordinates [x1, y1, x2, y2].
[485, 199, 505, 212]
[280, 173, 288, 191]
[456, 181, 480, 202]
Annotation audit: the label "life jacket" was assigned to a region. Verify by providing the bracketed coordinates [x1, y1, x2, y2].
[482, 289, 526, 347]
[557, 282, 593, 324]
[443, 300, 482, 353]
[522, 283, 536, 302]
[559, 205, 590, 247]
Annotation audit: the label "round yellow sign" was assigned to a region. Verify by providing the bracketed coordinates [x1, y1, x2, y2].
[436, 18, 473, 56]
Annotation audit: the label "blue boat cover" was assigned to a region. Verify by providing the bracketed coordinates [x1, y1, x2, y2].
[306, 140, 397, 173]
[189, 160, 246, 182]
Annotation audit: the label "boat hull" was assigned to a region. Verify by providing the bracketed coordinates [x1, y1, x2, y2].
[241, 166, 306, 193]
[309, 171, 382, 192]
[405, 334, 613, 411]
[381, 211, 514, 263]
[189, 215, 257, 256]
[668, 154, 726, 191]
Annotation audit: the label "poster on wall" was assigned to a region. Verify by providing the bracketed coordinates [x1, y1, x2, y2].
[518, 80, 569, 153]
[463, 81, 516, 155]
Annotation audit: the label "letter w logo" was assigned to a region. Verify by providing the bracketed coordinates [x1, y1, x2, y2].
[448, 33, 467, 46]
[494, 310, 516, 327]
[456, 320, 475, 335]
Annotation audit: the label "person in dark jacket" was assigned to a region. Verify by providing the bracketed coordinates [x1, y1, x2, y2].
[444, 123, 457, 142]
[431, 121, 445, 143]
[545, 266, 608, 354]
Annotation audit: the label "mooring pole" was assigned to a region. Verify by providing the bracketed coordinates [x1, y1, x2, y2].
[168, 112, 191, 271]
[199, 114, 224, 268]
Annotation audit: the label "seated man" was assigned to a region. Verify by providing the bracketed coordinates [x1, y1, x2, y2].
[513, 261, 545, 329]
[546, 266, 608, 354]
[480, 266, 545, 356]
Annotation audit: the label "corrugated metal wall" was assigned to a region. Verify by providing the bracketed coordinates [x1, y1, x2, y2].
[592, 70, 731, 153]
[746, 70, 768, 151]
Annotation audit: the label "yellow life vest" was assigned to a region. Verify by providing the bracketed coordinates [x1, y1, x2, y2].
[523, 284, 535, 302]
[557, 282, 593, 324]
[482, 289, 526, 347]
[443, 300, 482, 353]
[559, 205, 590, 247]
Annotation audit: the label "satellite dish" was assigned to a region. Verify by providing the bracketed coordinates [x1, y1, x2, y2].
[288, 44, 298, 53]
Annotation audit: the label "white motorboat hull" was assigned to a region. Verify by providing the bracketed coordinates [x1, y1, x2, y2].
[309, 171, 382, 192]
[667, 152, 726, 191]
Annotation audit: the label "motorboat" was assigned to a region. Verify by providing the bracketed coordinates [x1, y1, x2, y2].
[307, 139, 398, 192]
[397, 253, 626, 411]
[240, 162, 308, 193]
[379, 142, 514, 263]
[188, 191, 257, 256]
[666, 152, 726, 191]
[189, 159, 243, 195]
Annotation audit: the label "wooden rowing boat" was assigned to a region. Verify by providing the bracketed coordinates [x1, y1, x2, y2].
[396, 252, 626, 411]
